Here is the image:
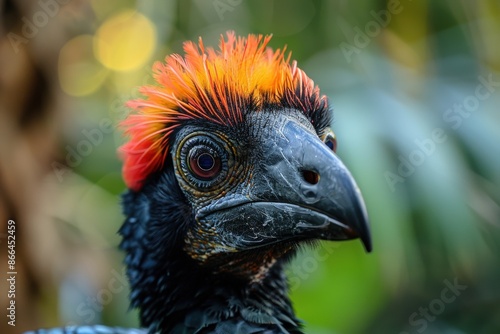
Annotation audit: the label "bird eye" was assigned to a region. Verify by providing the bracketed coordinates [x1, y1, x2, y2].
[176, 132, 232, 190]
[324, 134, 337, 152]
[188, 148, 222, 180]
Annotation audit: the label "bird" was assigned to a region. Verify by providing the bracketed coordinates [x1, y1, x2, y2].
[27, 32, 371, 334]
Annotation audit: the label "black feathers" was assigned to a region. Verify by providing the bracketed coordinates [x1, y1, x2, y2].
[119, 164, 302, 333]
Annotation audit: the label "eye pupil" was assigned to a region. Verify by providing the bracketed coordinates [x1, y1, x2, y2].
[188, 148, 222, 181]
[197, 153, 215, 171]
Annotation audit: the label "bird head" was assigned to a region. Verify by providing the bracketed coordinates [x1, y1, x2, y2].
[120, 32, 371, 285]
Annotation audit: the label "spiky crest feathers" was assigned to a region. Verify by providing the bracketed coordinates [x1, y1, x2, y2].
[120, 31, 328, 190]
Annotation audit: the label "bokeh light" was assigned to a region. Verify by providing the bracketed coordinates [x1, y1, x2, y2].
[94, 10, 156, 72]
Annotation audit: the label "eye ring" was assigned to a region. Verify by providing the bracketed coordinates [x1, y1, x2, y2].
[175, 131, 233, 191]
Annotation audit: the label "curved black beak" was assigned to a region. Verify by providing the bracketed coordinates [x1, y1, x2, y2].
[298, 150, 372, 252]
[198, 112, 372, 253]
[256, 116, 372, 252]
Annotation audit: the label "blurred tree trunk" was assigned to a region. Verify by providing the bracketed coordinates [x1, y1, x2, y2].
[0, 1, 107, 333]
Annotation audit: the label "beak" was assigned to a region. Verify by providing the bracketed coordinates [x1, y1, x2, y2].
[198, 115, 372, 253]
[294, 150, 372, 252]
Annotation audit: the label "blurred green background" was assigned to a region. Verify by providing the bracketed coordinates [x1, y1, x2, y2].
[0, 0, 499, 333]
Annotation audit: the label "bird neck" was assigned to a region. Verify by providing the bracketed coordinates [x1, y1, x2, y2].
[119, 175, 302, 333]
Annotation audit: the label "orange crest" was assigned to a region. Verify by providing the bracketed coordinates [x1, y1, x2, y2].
[120, 31, 329, 190]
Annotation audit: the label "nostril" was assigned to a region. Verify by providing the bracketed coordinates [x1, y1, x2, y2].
[302, 169, 320, 185]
